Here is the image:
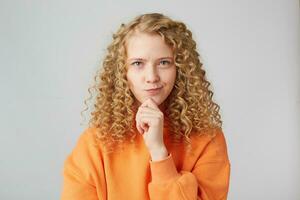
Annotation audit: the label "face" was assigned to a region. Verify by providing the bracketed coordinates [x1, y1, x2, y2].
[125, 32, 177, 108]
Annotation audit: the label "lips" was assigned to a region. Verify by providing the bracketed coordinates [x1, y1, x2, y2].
[145, 87, 163, 95]
[145, 86, 163, 91]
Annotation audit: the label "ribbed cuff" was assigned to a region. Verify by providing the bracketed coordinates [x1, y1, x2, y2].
[149, 153, 180, 183]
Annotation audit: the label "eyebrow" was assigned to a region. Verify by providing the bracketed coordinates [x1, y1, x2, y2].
[128, 57, 173, 61]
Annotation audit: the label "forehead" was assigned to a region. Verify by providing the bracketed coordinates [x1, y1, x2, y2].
[125, 32, 173, 59]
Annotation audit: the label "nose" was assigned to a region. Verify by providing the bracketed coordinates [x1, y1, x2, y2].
[145, 64, 160, 83]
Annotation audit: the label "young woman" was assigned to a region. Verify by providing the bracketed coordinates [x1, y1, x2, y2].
[61, 13, 231, 200]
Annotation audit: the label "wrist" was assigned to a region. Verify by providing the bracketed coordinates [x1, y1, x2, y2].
[150, 145, 168, 162]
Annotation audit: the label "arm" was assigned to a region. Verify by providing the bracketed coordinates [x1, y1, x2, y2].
[61, 161, 99, 200]
[60, 128, 106, 200]
[148, 131, 231, 200]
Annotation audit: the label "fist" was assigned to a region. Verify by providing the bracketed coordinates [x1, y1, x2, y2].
[135, 97, 166, 153]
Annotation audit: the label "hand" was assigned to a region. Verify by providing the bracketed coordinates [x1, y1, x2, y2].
[135, 97, 168, 161]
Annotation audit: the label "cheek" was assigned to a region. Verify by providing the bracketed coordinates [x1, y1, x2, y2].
[126, 71, 133, 84]
[165, 68, 177, 85]
[126, 72, 139, 89]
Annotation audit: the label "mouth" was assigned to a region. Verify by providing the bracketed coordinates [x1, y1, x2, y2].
[145, 87, 163, 95]
[145, 86, 163, 91]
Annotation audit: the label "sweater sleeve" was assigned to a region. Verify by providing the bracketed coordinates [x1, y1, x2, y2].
[148, 131, 231, 200]
[60, 128, 106, 200]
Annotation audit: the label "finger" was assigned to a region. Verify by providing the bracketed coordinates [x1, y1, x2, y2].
[139, 114, 161, 128]
[136, 113, 151, 134]
[141, 122, 149, 132]
[136, 121, 148, 134]
[138, 106, 161, 115]
[136, 107, 162, 124]
[137, 123, 144, 134]
[141, 97, 159, 110]
[140, 105, 157, 112]
[136, 106, 162, 133]
[135, 115, 145, 134]
[138, 110, 164, 122]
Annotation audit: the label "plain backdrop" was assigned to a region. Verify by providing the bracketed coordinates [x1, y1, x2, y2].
[0, 0, 299, 199]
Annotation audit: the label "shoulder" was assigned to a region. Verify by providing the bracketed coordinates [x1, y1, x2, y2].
[206, 128, 228, 149]
[64, 127, 102, 169]
[62, 127, 103, 186]
[191, 128, 230, 163]
[71, 127, 100, 152]
[190, 128, 225, 145]
[77, 126, 99, 146]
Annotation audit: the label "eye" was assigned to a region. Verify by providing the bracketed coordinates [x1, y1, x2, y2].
[131, 61, 143, 67]
[159, 60, 171, 66]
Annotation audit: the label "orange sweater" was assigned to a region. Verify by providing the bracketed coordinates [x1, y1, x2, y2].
[61, 126, 231, 200]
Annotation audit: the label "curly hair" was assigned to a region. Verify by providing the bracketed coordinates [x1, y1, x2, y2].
[81, 13, 223, 153]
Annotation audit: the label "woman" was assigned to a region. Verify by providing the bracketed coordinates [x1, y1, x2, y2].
[61, 13, 231, 200]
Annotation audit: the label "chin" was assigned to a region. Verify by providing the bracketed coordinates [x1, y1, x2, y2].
[147, 96, 166, 105]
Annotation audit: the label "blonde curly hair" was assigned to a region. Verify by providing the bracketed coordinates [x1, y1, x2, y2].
[81, 13, 223, 152]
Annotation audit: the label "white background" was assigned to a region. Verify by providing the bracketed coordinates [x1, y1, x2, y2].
[0, 0, 299, 199]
